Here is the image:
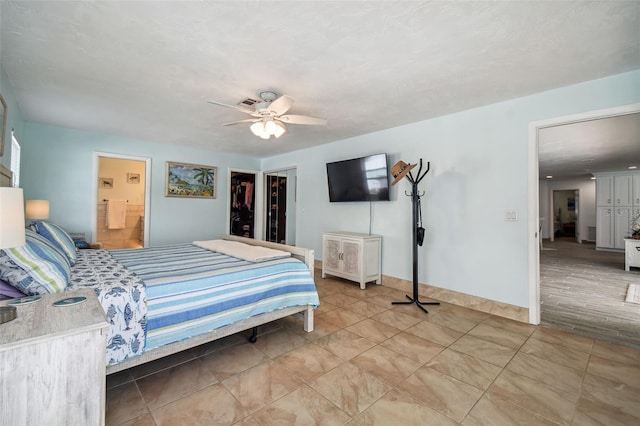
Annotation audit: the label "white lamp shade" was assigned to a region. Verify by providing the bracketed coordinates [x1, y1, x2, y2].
[0, 188, 26, 249]
[26, 199, 50, 220]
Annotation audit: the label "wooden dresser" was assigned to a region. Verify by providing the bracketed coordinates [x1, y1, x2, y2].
[0, 289, 109, 425]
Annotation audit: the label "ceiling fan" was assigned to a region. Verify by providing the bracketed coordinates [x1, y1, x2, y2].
[208, 91, 327, 139]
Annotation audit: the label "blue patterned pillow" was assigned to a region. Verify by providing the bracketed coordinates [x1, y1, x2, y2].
[0, 230, 70, 295]
[34, 220, 77, 266]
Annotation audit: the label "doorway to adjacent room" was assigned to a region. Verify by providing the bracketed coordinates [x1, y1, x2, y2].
[93, 152, 151, 249]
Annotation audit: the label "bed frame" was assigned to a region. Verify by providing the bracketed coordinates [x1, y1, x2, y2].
[106, 235, 316, 375]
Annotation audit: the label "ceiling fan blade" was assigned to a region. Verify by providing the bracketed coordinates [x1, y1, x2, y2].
[223, 118, 260, 126]
[268, 95, 294, 115]
[208, 100, 255, 115]
[278, 114, 327, 126]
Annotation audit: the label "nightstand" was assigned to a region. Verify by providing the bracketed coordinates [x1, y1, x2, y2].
[0, 289, 109, 425]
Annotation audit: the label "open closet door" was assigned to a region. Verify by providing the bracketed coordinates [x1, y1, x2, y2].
[264, 168, 297, 245]
[229, 171, 257, 238]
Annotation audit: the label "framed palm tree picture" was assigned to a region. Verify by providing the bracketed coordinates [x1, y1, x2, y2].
[165, 161, 217, 198]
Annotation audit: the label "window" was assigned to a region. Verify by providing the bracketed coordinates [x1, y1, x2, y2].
[10, 130, 20, 187]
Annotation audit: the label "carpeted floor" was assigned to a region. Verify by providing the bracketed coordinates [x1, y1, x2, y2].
[540, 237, 640, 350]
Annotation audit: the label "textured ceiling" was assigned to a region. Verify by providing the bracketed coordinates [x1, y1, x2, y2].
[1, 1, 639, 166]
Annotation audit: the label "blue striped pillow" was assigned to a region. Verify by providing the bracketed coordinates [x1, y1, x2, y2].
[1, 230, 70, 295]
[34, 220, 77, 266]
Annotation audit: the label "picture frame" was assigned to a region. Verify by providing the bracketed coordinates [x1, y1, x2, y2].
[165, 161, 217, 199]
[127, 173, 141, 184]
[99, 177, 114, 189]
[0, 94, 7, 157]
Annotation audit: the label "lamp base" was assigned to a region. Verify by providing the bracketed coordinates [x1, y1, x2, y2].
[392, 294, 440, 314]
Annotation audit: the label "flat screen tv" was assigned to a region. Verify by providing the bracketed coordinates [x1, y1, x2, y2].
[326, 153, 390, 202]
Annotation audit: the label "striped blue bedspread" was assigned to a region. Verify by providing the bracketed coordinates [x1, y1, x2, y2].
[110, 243, 319, 351]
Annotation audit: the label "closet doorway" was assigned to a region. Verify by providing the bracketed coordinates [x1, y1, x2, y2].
[93, 152, 151, 249]
[228, 170, 258, 239]
[264, 168, 297, 245]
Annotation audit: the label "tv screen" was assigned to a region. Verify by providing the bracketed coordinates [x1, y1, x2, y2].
[326, 153, 390, 202]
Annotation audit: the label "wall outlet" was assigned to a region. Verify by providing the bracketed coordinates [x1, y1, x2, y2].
[505, 210, 518, 221]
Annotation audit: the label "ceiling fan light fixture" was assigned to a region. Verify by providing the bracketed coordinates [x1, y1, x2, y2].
[250, 121, 266, 137]
[272, 120, 286, 138]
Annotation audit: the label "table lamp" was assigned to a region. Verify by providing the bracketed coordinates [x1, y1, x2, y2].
[26, 199, 50, 220]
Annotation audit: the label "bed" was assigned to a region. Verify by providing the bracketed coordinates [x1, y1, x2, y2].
[106, 235, 319, 374]
[64, 234, 319, 374]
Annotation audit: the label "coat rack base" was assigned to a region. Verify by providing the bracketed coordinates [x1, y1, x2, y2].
[392, 294, 440, 314]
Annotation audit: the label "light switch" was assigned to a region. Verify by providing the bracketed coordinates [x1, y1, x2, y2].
[505, 210, 518, 221]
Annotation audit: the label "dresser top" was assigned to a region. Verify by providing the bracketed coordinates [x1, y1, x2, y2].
[0, 288, 108, 351]
[324, 231, 382, 239]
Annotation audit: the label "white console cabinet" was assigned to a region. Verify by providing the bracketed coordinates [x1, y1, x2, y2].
[322, 232, 381, 289]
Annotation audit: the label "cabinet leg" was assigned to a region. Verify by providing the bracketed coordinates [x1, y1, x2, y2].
[360, 282, 366, 290]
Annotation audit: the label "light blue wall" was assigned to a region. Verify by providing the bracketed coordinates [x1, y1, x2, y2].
[0, 65, 25, 171]
[262, 70, 640, 308]
[21, 123, 260, 246]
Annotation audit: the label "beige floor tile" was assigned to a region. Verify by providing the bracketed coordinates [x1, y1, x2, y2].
[342, 285, 376, 299]
[320, 292, 361, 308]
[468, 323, 529, 350]
[506, 352, 584, 394]
[580, 372, 640, 420]
[380, 331, 445, 364]
[318, 307, 367, 328]
[591, 339, 640, 366]
[251, 327, 307, 358]
[105, 381, 148, 426]
[314, 300, 339, 315]
[200, 342, 269, 381]
[404, 319, 464, 347]
[346, 318, 402, 343]
[426, 348, 502, 391]
[151, 384, 246, 425]
[351, 345, 422, 386]
[310, 362, 392, 417]
[136, 357, 219, 410]
[519, 337, 590, 372]
[481, 315, 536, 336]
[118, 414, 157, 426]
[530, 326, 593, 353]
[298, 316, 342, 341]
[129, 349, 196, 380]
[488, 369, 579, 426]
[449, 334, 516, 367]
[222, 360, 302, 414]
[573, 394, 640, 426]
[351, 388, 458, 426]
[371, 309, 423, 330]
[343, 299, 389, 318]
[462, 392, 559, 426]
[275, 343, 344, 383]
[397, 366, 484, 422]
[587, 354, 640, 388]
[367, 292, 408, 308]
[437, 303, 491, 323]
[315, 329, 376, 360]
[251, 384, 351, 425]
[425, 310, 479, 333]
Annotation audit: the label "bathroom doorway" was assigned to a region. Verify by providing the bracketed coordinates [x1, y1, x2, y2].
[94, 152, 151, 249]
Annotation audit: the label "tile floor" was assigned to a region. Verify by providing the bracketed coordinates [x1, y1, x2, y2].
[106, 272, 640, 425]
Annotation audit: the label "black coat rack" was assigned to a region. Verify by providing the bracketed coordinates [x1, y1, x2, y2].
[392, 159, 440, 314]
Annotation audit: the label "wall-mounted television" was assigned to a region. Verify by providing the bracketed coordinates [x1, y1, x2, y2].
[326, 153, 390, 202]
